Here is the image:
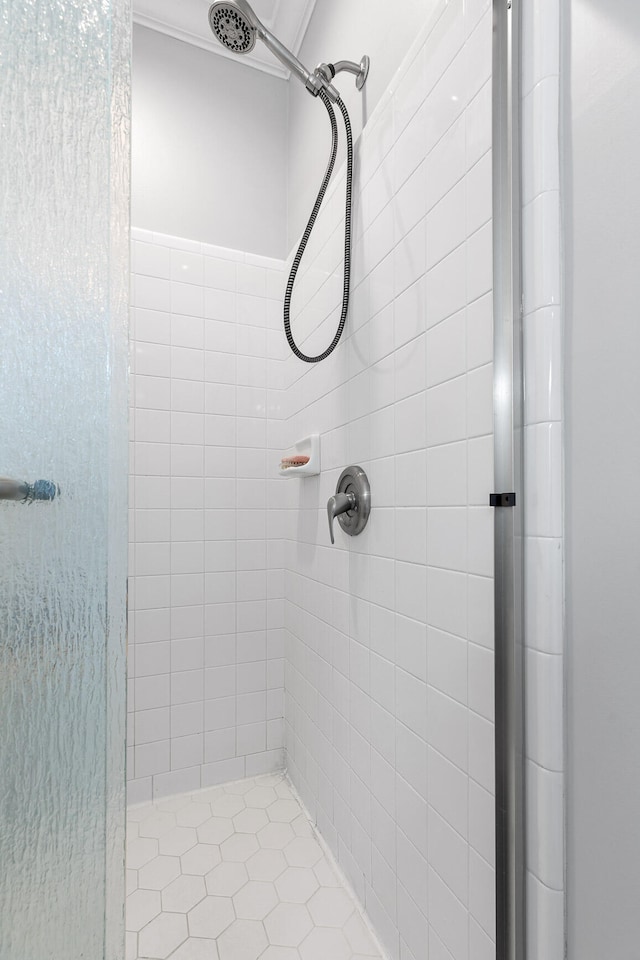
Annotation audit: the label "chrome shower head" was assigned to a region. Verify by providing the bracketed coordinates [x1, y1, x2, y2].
[208, 2, 256, 55]
[208, 0, 320, 93]
[207, 0, 368, 101]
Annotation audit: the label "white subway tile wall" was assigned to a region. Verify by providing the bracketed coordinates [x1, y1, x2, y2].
[521, 1, 565, 958]
[122, 3, 537, 959]
[278, 2, 495, 959]
[128, 230, 287, 803]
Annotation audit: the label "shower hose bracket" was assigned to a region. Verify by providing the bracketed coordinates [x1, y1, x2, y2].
[315, 56, 370, 94]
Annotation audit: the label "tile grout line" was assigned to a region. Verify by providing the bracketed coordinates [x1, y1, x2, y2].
[127, 770, 386, 960]
[283, 770, 393, 960]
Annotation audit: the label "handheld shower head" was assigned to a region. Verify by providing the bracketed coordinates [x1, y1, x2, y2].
[208, 3, 256, 54]
[208, 1, 368, 101]
[208, 0, 323, 94]
[206, 3, 370, 365]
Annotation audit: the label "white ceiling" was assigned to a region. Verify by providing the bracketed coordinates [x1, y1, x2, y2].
[133, 0, 319, 79]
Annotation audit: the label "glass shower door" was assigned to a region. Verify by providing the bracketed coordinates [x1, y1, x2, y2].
[0, 1, 130, 957]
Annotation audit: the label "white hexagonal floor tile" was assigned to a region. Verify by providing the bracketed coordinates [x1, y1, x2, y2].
[283, 839, 323, 868]
[197, 817, 234, 845]
[180, 843, 222, 876]
[169, 937, 220, 960]
[259, 948, 301, 960]
[217, 919, 268, 960]
[210, 793, 246, 818]
[138, 856, 181, 891]
[193, 786, 224, 803]
[125, 930, 137, 960]
[138, 911, 188, 959]
[243, 785, 277, 809]
[187, 896, 235, 939]
[176, 802, 213, 828]
[157, 796, 189, 813]
[161, 874, 206, 913]
[233, 880, 278, 920]
[127, 869, 138, 897]
[246, 848, 287, 882]
[128, 837, 159, 870]
[257, 822, 295, 850]
[257, 774, 284, 787]
[206, 861, 249, 897]
[138, 811, 176, 839]
[266, 800, 300, 824]
[126, 888, 161, 932]
[223, 778, 256, 796]
[291, 815, 313, 839]
[275, 867, 319, 904]
[343, 913, 380, 955]
[264, 903, 313, 947]
[299, 927, 352, 960]
[127, 820, 140, 840]
[233, 807, 269, 834]
[274, 780, 294, 800]
[126, 774, 384, 960]
[158, 826, 198, 857]
[307, 887, 354, 927]
[220, 833, 259, 863]
[313, 859, 341, 888]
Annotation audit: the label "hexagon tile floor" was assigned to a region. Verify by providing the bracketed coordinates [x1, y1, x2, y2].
[126, 771, 384, 960]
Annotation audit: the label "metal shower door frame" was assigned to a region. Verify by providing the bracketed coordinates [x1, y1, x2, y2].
[492, 1, 526, 959]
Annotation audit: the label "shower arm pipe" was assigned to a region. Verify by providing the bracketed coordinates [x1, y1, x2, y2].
[317, 58, 370, 92]
[260, 31, 340, 100]
[331, 60, 362, 77]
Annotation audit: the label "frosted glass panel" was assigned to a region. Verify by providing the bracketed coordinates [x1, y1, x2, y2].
[0, 1, 130, 958]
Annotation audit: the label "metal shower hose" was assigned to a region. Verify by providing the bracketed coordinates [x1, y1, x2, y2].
[283, 90, 353, 363]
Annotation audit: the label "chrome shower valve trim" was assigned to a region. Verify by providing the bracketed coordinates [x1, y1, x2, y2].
[327, 466, 371, 544]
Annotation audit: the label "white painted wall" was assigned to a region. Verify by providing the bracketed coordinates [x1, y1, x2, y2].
[132, 25, 288, 258]
[565, 2, 640, 956]
[287, 0, 441, 247]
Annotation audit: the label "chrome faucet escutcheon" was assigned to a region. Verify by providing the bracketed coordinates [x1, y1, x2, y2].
[327, 466, 371, 544]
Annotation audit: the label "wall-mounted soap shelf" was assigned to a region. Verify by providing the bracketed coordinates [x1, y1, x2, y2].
[278, 434, 320, 479]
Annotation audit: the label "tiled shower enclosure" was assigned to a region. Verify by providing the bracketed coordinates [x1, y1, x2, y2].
[126, 772, 385, 959]
[129, 235, 287, 800]
[128, 1, 499, 958]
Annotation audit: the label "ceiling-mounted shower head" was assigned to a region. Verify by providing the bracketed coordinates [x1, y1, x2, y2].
[208, 2, 256, 55]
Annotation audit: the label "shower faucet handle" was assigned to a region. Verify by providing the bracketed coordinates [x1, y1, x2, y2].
[327, 491, 356, 545]
[327, 465, 371, 545]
